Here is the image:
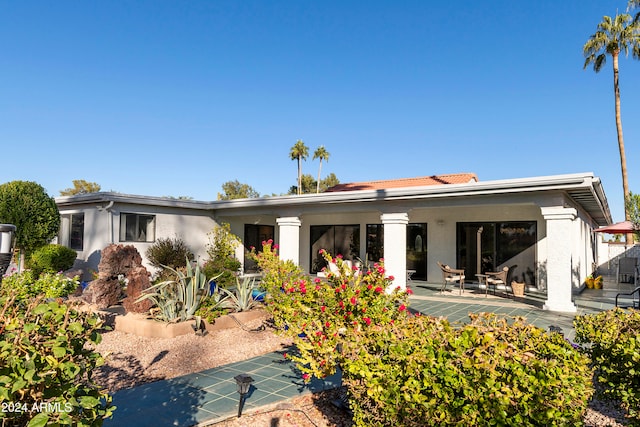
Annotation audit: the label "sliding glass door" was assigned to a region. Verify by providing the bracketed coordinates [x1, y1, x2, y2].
[456, 222, 537, 284]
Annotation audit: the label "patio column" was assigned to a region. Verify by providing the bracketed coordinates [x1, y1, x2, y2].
[541, 206, 577, 313]
[381, 213, 409, 291]
[276, 217, 301, 264]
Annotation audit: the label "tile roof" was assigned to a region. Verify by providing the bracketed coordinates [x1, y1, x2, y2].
[325, 173, 479, 192]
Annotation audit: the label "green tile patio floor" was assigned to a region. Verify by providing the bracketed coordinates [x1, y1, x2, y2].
[105, 279, 629, 426]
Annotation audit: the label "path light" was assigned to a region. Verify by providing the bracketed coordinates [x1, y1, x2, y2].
[233, 374, 254, 418]
[548, 325, 564, 337]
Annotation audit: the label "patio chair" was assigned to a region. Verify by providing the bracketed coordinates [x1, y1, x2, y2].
[437, 261, 465, 295]
[485, 266, 510, 297]
[617, 257, 639, 285]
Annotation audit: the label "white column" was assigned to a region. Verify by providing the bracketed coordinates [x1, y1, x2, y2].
[541, 207, 577, 313]
[381, 213, 409, 291]
[276, 217, 302, 264]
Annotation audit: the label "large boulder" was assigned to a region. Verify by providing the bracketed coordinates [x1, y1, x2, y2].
[83, 278, 123, 310]
[122, 266, 154, 313]
[97, 244, 142, 280]
[83, 244, 152, 311]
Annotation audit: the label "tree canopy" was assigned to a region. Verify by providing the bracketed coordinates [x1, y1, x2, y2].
[0, 181, 60, 255]
[59, 180, 101, 196]
[218, 180, 260, 200]
[288, 173, 340, 195]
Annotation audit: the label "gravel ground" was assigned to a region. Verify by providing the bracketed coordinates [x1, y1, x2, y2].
[92, 311, 630, 426]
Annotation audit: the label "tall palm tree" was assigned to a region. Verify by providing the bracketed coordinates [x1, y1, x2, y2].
[583, 13, 640, 234]
[312, 145, 330, 193]
[289, 140, 309, 195]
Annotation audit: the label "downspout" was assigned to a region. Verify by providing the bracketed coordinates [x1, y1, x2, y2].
[97, 201, 115, 243]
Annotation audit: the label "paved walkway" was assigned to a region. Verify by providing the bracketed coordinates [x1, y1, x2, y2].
[104, 280, 631, 426]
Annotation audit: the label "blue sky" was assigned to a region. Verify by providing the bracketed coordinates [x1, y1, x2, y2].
[1, 1, 638, 222]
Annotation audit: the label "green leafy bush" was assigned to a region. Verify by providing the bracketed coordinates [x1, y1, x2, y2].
[250, 239, 307, 329]
[203, 223, 241, 288]
[0, 271, 78, 302]
[0, 294, 115, 426]
[0, 181, 60, 256]
[0, 270, 36, 301]
[574, 308, 640, 423]
[145, 237, 193, 270]
[136, 261, 211, 323]
[27, 244, 77, 277]
[344, 313, 593, 427]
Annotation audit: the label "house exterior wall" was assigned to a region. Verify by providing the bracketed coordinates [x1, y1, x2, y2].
[59, 202, 217, 279]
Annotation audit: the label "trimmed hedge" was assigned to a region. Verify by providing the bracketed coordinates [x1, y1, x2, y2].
[574, 308, 640, 424]
[27, 244, 77, 277]
[344, 313, 594, 427]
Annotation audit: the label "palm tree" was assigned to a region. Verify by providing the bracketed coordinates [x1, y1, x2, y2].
[312, 145, 330, 193]
[583, 13, 640, 235]
[289, 140, 309, 195]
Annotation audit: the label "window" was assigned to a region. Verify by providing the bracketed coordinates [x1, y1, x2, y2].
[310, 225, 360, 273]
[120, 213, 156, 242]
[69, 213, 84, 250]
[366, 223, 428, 280]
[243, 224, 275, 272]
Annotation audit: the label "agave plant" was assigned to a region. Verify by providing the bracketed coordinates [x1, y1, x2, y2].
[136, 260, 217, 322]
[219, 276, 261, 312]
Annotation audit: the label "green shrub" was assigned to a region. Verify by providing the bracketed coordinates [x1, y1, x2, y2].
[203, 223, 241, 288]
[344, 313, 593, 427]
[0, 270, 36, 301]
[0, 271, 78, 302]
[0, 294, 115, 426]
[35, 273, 80, 299]
[145, 237, 193, 270]
[250, 239, 308, 329]
[574, 308, 640, 423]
[27, 244, 77, 277]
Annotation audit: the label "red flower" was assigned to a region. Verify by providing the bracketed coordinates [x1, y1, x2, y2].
[283, 352, 288, 358]
[367, 284, 373, 290]
[302, 373, 310, 380]
[350, 297, 357, 305]
[319, 249, 325, 254]
[321, 306, 326, 312]
[364, 317, 372, 326]
[314, 278, 321, 284]
[315, 285, 321, 291]
[325, 321, 331, 327]
[374, 287, 383, 293]
[406, 288, 414, 295]
[388, 275, 395, 281]
[399, 304, 407, 312]
[336, 254, 343, 259]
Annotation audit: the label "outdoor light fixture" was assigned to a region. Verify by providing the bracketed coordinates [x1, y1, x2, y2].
[233, 374, 254, 418]
[548, 325, 564, 336]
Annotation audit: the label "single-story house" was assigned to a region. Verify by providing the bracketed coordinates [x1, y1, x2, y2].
[55, 171, 612, 313]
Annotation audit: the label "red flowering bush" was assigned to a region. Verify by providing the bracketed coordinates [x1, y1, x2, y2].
[253, 245, 410, 380]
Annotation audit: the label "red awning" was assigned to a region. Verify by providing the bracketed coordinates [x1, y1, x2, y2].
[594, 220, 636, 234]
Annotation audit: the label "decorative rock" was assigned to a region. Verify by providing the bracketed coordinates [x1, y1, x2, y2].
[83, 244, 151, 310]
[97, 244, 142, 280]
[84, 278, 123, 310]
[122, 266, 153, 313]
